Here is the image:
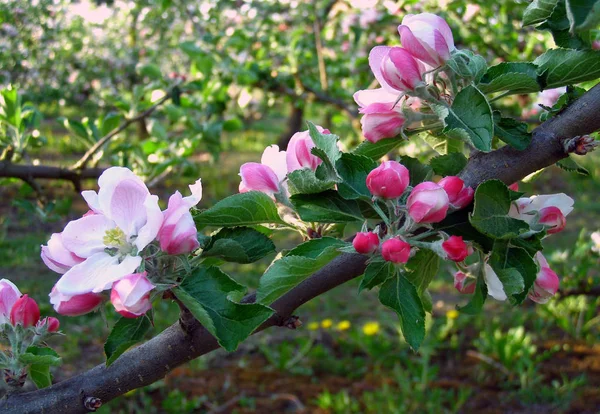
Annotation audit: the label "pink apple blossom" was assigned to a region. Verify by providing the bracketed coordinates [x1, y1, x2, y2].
[239, 145, 287, 197]
[442, 236, 469, 262]
[0, 279, 21, 325]
[286, 126, 329, 173]
[110, 272, 154, 318]
[509, 193, 574, 231]
[353, 232, 380, 254]
[10, 294, 40, 328]
[398, 13, 456, 67]
[529, 252, 560, 304]
[369, 46, 426, 93]
[438, 176, 474, 209]
[158, 179, 203, 255]
[381, 238, 411, 263]
[41, 232, 84, 274]
[537, 206, 566, 234]
[49, 167, 163, 298]
[407, 182, 449, 223]
[366, 160, 410, 199]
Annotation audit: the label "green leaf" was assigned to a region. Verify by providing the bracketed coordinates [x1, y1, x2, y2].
[352, 137, 403, 159]
[420, 133, 464, 155]
[430, 153, 468, 176]
[556, 156, 590, 176]
[458, 273, 488, 314]
[287, 168, 336, 195]
[104, 317, 152, 366]
[194, 192, 284, 227]
[534, 49, 600, 89]
[257, 238, 345, 305]
[359, 259, 394, 292]
[20, 347, 61, 366]
[566, 0, 600, 32]
[493, 112, 532, 151]
[137, 63, 162, 80]
[307, 122, 342, 166]
[399, 156, 433, 186]
[479, 63, 541, 95]
[469, 180, 529, 239]
[405, 249, 440, 294]
[174, 267, 274, 352]
[490, 243, 538, 304]
[440, 86, 494, 152]
[336, 153, 377, 200]
[23, 347, 61, 389]
[523, 0, 559, 26]
[201, 227, 275, 263]
[379, 273, 426, 351]
[446, 50, 487, 82]
[291, 190, 363, 223]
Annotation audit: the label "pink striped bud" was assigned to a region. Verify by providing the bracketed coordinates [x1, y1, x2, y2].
[353, 232, 380, 254]
[369, 46, 426, 93]
[158, 180, 202, 255]
[398, 13, 455, 67]
[453, 271, 475, 294]
[38, 317, 60, 333]
[110, 272, 154, 318]
[10, 295, 40, 328]
[407, 182, 449, 223]
[537, 206, 566, 234]
[529, 252, 559, 304]
[381, 238, 411, 264]
[366, 161, 410, 199]
[286, 127, 328, 172]
[438, 176, 474, 209]
[442, 236, 469, 262]
[50, 288, 104, 316]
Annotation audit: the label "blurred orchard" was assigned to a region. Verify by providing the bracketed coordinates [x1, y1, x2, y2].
[0, 0, 600, 413]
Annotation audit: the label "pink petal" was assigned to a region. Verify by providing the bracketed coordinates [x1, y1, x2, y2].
[62, 214, 115, 258]
[398, 25, 436, 66]
[368, 46, 396, 93]
[239, 163, 280, 195]
[135, 195, 163, 251]
[261, 145, 288, 182]
[55, 252, 142, 295]
[353, 88, 399, 108]
[105, 177, 151, 237]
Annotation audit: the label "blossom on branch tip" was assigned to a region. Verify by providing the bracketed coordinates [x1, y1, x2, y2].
[398, 13, 456, 67]
[366, 160, 410, 199]
[528, 252, 559, 304]
[158, 179, 203, 255]
[110, 272, 154, 318]
[407, 182, 449, 223]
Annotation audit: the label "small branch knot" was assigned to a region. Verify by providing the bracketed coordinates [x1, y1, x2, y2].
[83, 396, 102, 411]
[563, 135, 599, 155]
[282, 315, 302, 330]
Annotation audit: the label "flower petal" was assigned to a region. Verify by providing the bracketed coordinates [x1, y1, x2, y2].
[368, 46, 396, 93]
[261, 145, 288, 182]
[135, 194, 163, 251]
[353, 88, 399, 108]
[62, 214, 115, 258]
[484, 264, 507, 301]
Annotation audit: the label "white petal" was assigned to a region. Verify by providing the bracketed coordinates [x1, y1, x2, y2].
[529, 193, 574, 217]
[81, 190, 102, 214]
[353, 88, 399, 108]
[183, 178, 203, 207]
[55, 252, 142, 295]
[261, 145, 288, 182]
[62, 214, 115, 258]
[484, 264, 507, 301]
[135, 195, 163, 251]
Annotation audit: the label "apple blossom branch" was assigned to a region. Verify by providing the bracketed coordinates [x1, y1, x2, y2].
[1, 83, 599, 414]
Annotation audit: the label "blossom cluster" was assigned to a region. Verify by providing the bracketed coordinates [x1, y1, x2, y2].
[41, 167, 203, 319]
[353, 159, 572, 305]
[353, 13, 456, 142]
[0, 279, 59, 332]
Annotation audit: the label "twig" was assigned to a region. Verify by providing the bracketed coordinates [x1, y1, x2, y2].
[0, 162, 105, 191]
[70, 93, 171, 171]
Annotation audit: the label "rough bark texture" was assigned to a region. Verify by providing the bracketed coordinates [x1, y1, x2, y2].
[1, 83, 599, 413]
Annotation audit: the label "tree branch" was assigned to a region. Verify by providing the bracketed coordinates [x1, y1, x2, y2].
[70, 93, 172, 171]
[2, 83, 600, 413]
[0, 162, 105, 192]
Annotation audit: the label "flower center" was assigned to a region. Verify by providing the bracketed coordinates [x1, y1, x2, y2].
[103, 227, 127, 248]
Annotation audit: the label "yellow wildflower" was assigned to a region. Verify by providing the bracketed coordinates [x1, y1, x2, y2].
[321, 319, 333, 329]
[336, 320, 351, 331]
[307, 322, 320, 331]
[362, 321, 380, 336]
[446, 309, 459, 320]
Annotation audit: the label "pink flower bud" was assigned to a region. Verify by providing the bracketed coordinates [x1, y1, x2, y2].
[353, 232, 380, 254]
[453, 271, 475, 294]
[368, 46, 427, 94]
[10, 295, 40, 328]
[158, 184, 203, 255]
[407, 182, 449, 223]
[359, 102, 406, 143]
[286, 127, 328, 173]
[442, 236, 469, 262]
[38, 317, 60, 332]
[366, 160, 410, 199]
[398, 13, 455, 67]
[239, 162, 281, 195]
[537, 206, 566, 234]
[508, 182, 519, 191]
[438, 176, 474, 209]
[0, 279, 21, 325]
[50, 288, 104, 316]
[529, 252, 559, 304]
[381, 238, 411, 264]
[110, 272, 154, 318]
[41, 232, 84, 274]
